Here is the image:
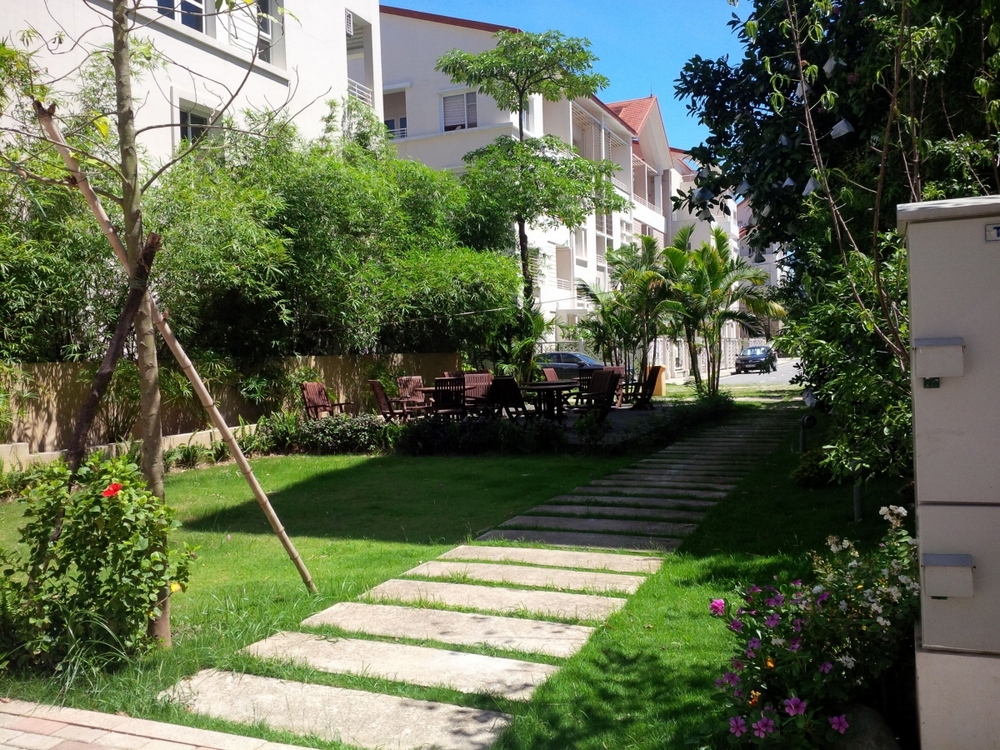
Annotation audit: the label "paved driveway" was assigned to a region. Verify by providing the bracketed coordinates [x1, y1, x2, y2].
[719, 356, 800, 387]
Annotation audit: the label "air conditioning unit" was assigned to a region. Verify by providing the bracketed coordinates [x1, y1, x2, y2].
[345, 10, 353, 36]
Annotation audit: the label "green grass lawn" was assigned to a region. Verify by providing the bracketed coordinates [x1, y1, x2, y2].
[0, 409, 912, 749]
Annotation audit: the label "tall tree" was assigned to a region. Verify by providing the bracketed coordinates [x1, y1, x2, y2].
[437, 30, 623, 298]
[675, 0, 1000, 475]
[461, 134, 627, 298]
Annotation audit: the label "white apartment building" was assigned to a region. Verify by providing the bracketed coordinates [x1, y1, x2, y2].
[3, 0, 383, 160]
[379, 7, 673, 330]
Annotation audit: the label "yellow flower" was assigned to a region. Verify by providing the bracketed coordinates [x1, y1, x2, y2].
[749, 690, 761, 707]
[170, 582, 182, 593]
[766, 657, 776, 669]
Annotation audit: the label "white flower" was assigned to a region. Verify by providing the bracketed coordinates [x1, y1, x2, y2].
[839, 655, 856, 669]
[877, 616, 890, 627]
[839, 600, 848, 612]
[812, 585, 826, 594]
[772, 637, 786, 647]
[869, 602, 883, 614]
[898, 575, 911, 585]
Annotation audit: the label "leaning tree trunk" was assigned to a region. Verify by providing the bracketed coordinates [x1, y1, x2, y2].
[111, 0, 169, 645]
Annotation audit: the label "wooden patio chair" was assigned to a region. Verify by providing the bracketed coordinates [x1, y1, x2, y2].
[431, 376, 466, 419]
[574, 371, 621, 422]
[487, 377, 537, 422]
[369, 379, 426, 422]
[300, 381, 351, 420]
[396, 375, 427, 408]
[603, 366, 627, 408]
[463, 372, 492, 415]
[542, 367, 559, 382]
[630, 366, 663, 410]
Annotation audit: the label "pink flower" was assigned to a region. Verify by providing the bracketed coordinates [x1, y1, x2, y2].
[731, 659, 744, 671]
[765, 613, 780, 628]
[747, 585, 762, 594]
[748, 637, 761, 650]
[784, 696, 807, 716]
[789, 638, 801, 652]
[724, 672, 741, 686]
[829, 714, 850, 734]
[745, 649, 756, 658]
[715, 677, 726, 689]
[752, 716, 776, 737]
[766, 594, 785, 607]
[792, 579, 802, 587]
[729, 716, 747, 737]
[816, 591, 831, 604]
[792, 618, 804, 632]
[729, 620, 745, 633]
[710, 598, 726, 616]
[734, 689, 744, 699]
[102, 482, 123, 497]
[819, 661, 833, 674]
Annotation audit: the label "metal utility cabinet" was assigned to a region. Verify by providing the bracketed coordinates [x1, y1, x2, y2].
[899, 197, 1000, 750]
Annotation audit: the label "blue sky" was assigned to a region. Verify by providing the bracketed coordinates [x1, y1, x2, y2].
[384, 0, 749, 150]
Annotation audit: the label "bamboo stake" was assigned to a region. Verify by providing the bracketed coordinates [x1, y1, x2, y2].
[33, 101, 318, 595]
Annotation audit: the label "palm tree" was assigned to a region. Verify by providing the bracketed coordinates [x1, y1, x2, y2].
[688, 227, 785, 396]
[660, 225, 704, 390]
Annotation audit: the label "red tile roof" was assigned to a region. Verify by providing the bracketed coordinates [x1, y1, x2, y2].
[605, 96, 658, 136]
[380, 5, 520, 34]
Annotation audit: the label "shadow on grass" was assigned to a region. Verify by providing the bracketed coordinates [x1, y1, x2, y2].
[178, 453, 634, 545]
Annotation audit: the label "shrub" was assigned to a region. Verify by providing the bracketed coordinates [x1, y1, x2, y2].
[0, 457, 194, 672]
[297, 413, 399, 454]
[703, 506, 918, 747]
[395, 415, 565, 456]
[791, 448, 835, 489]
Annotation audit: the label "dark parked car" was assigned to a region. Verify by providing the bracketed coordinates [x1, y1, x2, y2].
[735, 346, 777, 374]
[535, 351, 605, 380]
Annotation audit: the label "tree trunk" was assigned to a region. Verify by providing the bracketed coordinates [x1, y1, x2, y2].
[518, 217, 532, 301]
[112, 0, 169, 645]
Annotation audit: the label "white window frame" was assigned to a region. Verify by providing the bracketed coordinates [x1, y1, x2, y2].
[443, 91, 478, 132]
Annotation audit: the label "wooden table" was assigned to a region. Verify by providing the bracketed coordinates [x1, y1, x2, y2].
[520, 380, 577, 420]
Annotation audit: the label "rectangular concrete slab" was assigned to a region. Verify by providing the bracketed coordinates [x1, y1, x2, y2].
[243, 631, 557, 701]
[605, 473, 736, 487]
[572, 485, 725, 499]
[404, 560, 645, 594]
[165, 670, 508, 750]
[477, 529, 680, 552]
[526, 504, 706, 522]
[500, 515, 696, 537]
[591, 482, 736, 494]
[365, 579, 625, 621]
[302, 602, 594, 657]
[439, 545, 662, 573]
[548, 494, 716, 509]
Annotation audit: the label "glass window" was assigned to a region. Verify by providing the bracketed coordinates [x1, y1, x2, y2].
[444, 92, 477, 132]
[157, 0, 174, 19]
[180, 0, 204, 31]
[179, 109, 208, 143]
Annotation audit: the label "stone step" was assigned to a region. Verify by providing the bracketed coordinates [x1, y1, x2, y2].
[365, 579, 625, 621]
[608, 466, 746, 484]
[405, 560, 644, 594]
[638, 459, 754, 468]
[548, 493, 716, 509]
[302, 602, 594, 657]
[439, 545, 662, 574]
[165, 669, 508, 750]
[477, 529, 681, 552]
[526, 503, 706, 522]
[606, 473, 736, 487]
[572, 485, 726, 499]
[500, 515, 696, 537]
[243, 631, 557, 701]
[591, 478, 735, 492]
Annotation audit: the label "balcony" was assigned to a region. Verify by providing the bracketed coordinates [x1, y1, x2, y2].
[387, 127, 407, 139]
[348, 78, 373, 107]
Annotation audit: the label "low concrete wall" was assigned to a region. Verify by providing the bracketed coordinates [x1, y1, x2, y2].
[3, 353, 459, 456]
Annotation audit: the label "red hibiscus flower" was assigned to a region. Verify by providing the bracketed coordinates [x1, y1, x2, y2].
[102, 483, 123, 497]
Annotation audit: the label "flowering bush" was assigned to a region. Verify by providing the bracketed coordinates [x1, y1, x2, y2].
[707, 506, 918, 747]
[0, 457, 193, 672]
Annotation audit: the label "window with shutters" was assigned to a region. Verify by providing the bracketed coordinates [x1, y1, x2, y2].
[443, 92, 477, 132]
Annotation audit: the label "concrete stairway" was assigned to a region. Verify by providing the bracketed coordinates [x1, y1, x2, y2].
[163, 410, 796, 750]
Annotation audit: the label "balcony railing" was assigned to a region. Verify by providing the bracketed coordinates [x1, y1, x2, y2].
[387, 127, 408, 139]
[347, 78, 373, 107]
[633, 194, 658, 212]
[611, 175, 630, 194]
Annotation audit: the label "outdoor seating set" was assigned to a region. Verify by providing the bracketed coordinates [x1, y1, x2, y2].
[356, 364, 663, 424]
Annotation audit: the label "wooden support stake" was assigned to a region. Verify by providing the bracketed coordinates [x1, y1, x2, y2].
[33, 100, 318, 595]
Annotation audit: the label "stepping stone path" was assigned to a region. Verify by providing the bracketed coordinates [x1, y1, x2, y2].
[162, 410, 795, 750]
